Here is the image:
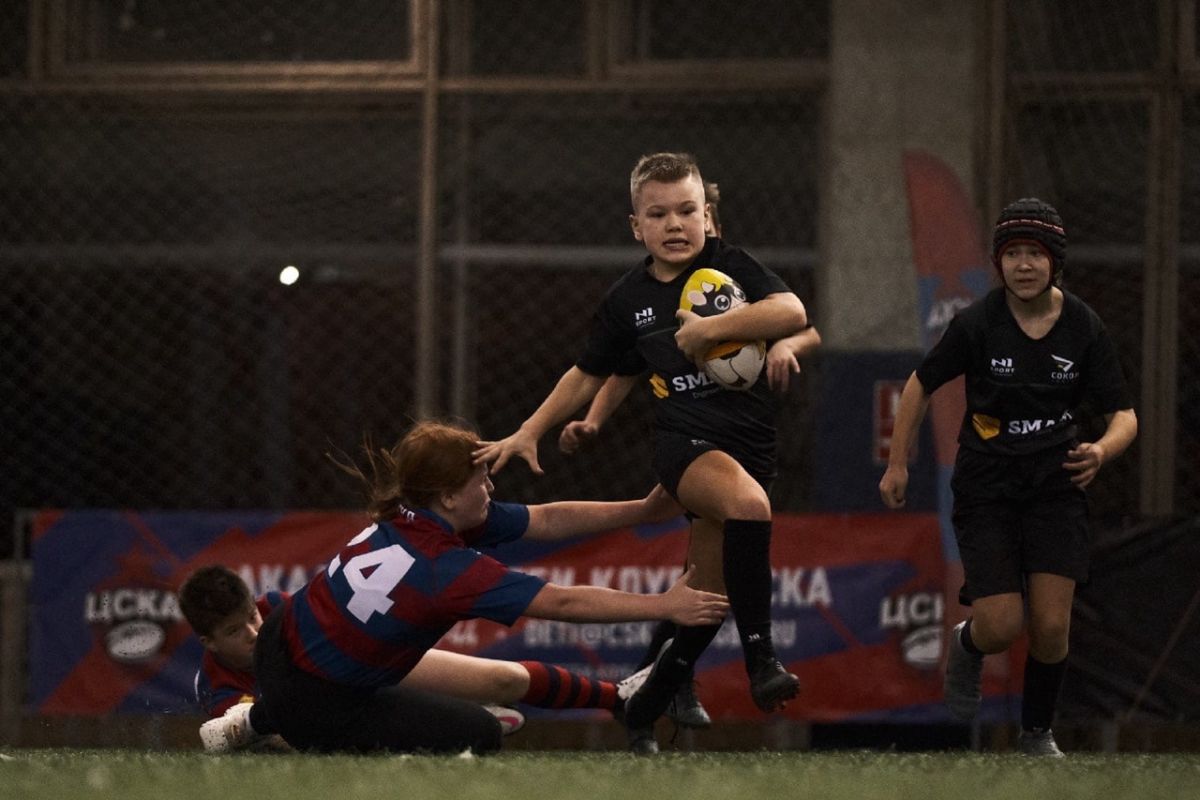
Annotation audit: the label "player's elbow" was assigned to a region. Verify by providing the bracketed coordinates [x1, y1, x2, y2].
[784, 296, 808, 332]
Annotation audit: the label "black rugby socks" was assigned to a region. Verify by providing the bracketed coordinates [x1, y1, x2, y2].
[722, 518, 775, 666]
[1022, 654, 1067, 732]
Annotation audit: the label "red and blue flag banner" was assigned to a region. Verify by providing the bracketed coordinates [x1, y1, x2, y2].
[28, 509, 1020, 721]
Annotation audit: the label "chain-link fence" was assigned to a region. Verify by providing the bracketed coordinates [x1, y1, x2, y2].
[1, 0, 1197, 562]
[0, 1, 827, 559]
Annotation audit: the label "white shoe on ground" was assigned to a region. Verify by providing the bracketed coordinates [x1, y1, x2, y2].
[199, 702, 265, 753]
[483, 704, 526, 735]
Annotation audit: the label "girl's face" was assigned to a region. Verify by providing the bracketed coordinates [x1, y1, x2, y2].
[998, 241, 1053, 301]
[630, 174, 709, 276]
[201, 603, 262, 671]
[440, 463, 493, 530]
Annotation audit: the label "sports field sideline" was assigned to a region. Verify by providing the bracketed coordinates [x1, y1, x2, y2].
[3, 750, 1197, 800]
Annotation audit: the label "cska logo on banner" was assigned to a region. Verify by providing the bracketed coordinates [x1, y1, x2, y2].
[77, 542, 192, 669]
[86, 584, 183, 664]
[73, 538, 188, 665]
[879, 589, 945, 670]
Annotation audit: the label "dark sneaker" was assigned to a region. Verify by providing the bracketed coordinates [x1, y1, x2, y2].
[1018, 728, 1065, 758]
[620, 664, 663, 754]
[624, 669, 682, 730]
[666, 679, 712, 729]
[944, 620, 983, 721]
[748, 656, 800, 713]
[623, 642, 688, 731]
[616, 662, 653, 704]
[626, 725, 660, 755]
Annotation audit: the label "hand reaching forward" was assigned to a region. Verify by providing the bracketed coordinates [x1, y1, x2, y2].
[663, 565, 729, 626]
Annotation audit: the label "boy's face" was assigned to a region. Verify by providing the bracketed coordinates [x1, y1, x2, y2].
[200, 602, 262, 671]
[997, 240, 1053, 301]
[630, 174, 709, 273]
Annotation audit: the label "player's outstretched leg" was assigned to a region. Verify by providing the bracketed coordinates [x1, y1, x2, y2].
[945, 620, 984, 720]
[518, 661, 621, 713]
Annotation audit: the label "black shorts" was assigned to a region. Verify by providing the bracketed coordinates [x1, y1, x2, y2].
[950, 444, 1089, 604]
[653, 430, 774, 503]
[254, 604, 502, 754]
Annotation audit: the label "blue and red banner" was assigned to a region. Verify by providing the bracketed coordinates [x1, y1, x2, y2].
[29, 509, 1020, 721]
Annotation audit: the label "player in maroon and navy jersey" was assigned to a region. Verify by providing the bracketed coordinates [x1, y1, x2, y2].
[248, 419, 728, 755]
[192, 591, 286, 718]
[880, 198, 1138, 757]
[179, 566, 289, 751]
[182, 563, 650, 753]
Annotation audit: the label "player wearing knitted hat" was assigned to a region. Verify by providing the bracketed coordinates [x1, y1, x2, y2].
[880, 198, 1138, 757]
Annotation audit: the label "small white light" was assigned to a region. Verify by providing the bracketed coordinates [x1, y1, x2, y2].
[279, 265, 300, 285]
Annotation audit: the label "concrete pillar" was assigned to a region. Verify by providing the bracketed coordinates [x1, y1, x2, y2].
[822, 0, 980, 351]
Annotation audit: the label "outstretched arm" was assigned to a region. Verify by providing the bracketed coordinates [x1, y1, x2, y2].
[878, 372, 931, 509]
[674, 292, 807, 364]
[766, 325, 822, 392]
[524, 566, 728, 626]
[524, 485, 682, 541]
[473, 366, 606, 475]
[559, 374, 637, 454]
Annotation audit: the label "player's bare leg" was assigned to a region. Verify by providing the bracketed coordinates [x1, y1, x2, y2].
[624, 451, 797, 741]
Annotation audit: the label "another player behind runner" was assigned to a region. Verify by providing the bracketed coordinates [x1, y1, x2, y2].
[879, 198, 1137, 757]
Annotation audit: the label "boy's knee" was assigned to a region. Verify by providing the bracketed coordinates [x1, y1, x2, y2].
[1028, 618, 1070, 660]
[722, 492, 770, 522]
[972, 613, 1024, 652]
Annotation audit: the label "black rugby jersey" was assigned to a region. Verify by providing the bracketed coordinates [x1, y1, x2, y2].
[916, 287, 1131, 456]
[576, 237, 791, 471]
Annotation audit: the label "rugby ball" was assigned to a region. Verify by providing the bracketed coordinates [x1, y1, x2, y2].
[680, 268, 766, 391]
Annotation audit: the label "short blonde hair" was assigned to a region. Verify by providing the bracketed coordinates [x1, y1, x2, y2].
[630, 152, 702, 208]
